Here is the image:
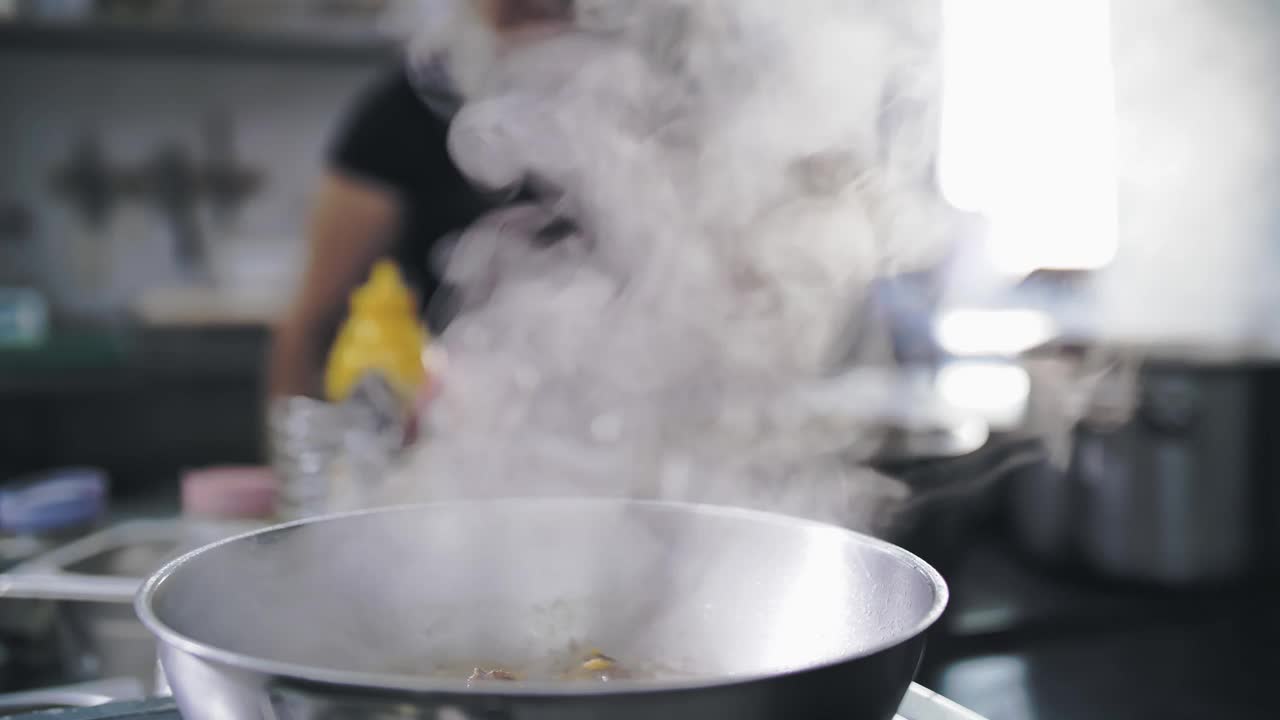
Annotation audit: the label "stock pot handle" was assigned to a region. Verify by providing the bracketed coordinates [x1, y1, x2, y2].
[0, 572, 140, 603]
[268, 682, 513, 720]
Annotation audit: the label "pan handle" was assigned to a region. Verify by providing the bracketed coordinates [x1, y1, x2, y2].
[0, 677, 145, 712]
[0, 572, 140, 603]
[268, 682, 512, 720]
[900, 683, 989, 720]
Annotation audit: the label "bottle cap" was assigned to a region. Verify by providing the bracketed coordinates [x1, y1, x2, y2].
[351, 260, 417, 315]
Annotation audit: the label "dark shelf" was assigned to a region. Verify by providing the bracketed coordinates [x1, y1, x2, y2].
[0, 20, 396, 64]
[0, 325, 267, 394]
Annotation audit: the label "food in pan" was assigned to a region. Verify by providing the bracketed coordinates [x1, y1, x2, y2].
[562, 650, 629, 681]
[468, 667, 520, 683]
[464, 650, 629, 684]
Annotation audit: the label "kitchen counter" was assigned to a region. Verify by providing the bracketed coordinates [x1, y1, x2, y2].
[928, 618, 1275, 720]
[919, 535, 1279, 720]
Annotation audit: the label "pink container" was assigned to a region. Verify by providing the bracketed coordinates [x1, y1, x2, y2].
[180, 466, 279, 521]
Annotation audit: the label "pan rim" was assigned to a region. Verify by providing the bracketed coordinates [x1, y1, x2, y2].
[135, 497, 948, 697]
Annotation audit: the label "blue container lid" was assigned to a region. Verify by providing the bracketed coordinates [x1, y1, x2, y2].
[0, 467, 108, 536]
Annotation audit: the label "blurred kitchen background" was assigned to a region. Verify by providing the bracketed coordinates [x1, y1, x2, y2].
[0, 1, 394, 706]
[0, 0, 394, 495]
[1, 1, 1278, 718]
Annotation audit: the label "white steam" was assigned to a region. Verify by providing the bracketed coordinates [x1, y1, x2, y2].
[1091, 0, 1280, 355]
[920, 0, 1280, 472]
[379, 0, 954, 531]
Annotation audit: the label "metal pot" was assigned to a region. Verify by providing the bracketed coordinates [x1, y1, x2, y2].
[1010, 360, 1280, 585]
[135, 499, 948, 720]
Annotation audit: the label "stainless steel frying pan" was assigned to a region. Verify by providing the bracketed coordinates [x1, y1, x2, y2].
[135, 499, 947, 719]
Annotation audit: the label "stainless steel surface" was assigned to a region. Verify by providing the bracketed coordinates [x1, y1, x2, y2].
[138, 499, 948, 720]
[1078, 366, 1253, 583]
[9, 520, 180, 573]
[0, 677, 144, 713]
[1010, 362, 1265, 584]
[0, 573, 139, 603]
[897, 685, 989, 720]
[269, 395, 342, 520]
[0, 520, 182, 691]
[0, 519, 180, 602]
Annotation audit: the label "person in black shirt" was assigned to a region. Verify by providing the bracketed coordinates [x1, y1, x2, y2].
[268, 0, 574, 400]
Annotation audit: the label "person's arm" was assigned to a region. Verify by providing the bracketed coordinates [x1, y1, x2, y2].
[269, 63, 450, 399]
[267, 171, 403, 399]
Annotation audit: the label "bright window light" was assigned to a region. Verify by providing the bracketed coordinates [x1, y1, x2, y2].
[938, 0, 1118, 274]
[935, 308, 1057, 357]
[936, 361, 1032, 430]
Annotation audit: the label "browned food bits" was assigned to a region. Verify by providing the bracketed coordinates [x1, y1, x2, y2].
[581, 651, 617, 672]
[468, 667, 519, 682]
[562, 650, 629, 681]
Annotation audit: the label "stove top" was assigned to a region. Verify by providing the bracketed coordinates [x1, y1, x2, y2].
[5, 684, 987, 719]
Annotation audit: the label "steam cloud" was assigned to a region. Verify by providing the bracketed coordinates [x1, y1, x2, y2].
[1093, 0, 1280, 354]
[376, 0, 958, 532]
[997, 0, 1280, 472]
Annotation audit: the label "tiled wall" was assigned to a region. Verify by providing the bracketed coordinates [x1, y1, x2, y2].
[0, 49, 384, 317]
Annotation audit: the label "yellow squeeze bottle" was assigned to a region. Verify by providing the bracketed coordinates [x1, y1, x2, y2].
[324, 260, 427, 405]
